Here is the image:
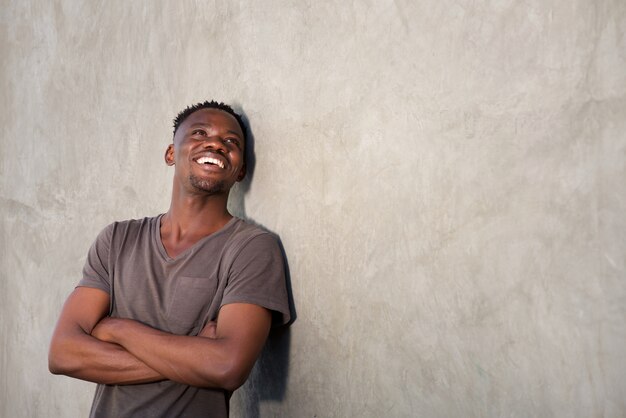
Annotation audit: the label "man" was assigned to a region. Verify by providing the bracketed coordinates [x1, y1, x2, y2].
[49, 101, 291, 417]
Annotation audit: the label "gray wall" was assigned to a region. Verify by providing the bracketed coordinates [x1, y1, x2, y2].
[2, 1, 625, 417]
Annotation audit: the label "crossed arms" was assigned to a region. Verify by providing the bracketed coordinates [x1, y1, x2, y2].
[48, 286, 271, 391]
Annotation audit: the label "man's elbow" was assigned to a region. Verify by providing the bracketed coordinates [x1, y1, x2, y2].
[220, 373, 248, 392]
[48, 342, 76, 376]
[49, 360, 65, 375]
[211, 361, 251, 392]
[48, 351, 65, 375]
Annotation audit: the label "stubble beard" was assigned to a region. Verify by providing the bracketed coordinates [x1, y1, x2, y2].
[189, 174, 228, 195]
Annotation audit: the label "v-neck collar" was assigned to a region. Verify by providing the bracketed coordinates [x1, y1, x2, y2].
[154, 214, 239, 262]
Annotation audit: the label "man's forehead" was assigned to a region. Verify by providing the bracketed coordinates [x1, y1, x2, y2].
[181, 108, 243, 134]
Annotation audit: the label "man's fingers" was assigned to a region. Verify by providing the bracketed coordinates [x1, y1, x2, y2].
[199, 321, 218, 339]
[91, 317, 115, 342]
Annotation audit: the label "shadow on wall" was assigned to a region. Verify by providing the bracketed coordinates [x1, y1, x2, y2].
[228, 109, 298, 417]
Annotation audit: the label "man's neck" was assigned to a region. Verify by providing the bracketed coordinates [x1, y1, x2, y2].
[160, 190, 233, 258]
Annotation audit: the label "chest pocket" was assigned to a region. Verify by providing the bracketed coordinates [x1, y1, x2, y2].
[166, 276, 218, 335]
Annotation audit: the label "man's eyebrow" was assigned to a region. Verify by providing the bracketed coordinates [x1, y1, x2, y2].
[226, 130, 242, 138]
[189, 123, 210, 129]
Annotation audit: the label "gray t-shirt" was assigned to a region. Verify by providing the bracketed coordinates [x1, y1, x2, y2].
[79, 215, 290, 418]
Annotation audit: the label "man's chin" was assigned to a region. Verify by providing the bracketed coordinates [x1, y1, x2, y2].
[189, 175, 228, 195]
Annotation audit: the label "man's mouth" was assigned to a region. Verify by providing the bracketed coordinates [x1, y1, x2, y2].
[195, 156, 225, 169]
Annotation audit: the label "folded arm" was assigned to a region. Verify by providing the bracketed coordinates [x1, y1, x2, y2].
[91, 302, 271, 391]
[48, 287, 165, 385]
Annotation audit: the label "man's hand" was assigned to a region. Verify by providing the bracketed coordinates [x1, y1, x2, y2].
[91, 317, 125, 343]
[92, 318, 218, 342]
[199, 320, 218, 339]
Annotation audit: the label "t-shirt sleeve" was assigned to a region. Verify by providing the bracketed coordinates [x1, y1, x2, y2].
[221, 233, 291, 326]
[77, 222, 114, 294]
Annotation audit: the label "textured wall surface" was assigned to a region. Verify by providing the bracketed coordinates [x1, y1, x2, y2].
[1, 1, 625, 417]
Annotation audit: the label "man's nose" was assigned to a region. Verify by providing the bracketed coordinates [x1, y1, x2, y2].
[201, 136, 227, 153]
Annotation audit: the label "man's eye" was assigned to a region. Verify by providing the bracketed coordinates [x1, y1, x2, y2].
[225, 138, 240, 147]
[192, 130, 206, 136]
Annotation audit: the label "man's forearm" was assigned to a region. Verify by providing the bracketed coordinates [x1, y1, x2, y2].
[49, 330, 165, 385]
[93, 318, 237, 389]
[92, 304, 271, 391]
[48, 287, 166, 385]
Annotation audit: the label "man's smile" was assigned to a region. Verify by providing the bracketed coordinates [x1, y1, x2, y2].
[193, 154, 226, 169]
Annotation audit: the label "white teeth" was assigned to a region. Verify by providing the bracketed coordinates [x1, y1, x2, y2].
[196, 156, 224, 169]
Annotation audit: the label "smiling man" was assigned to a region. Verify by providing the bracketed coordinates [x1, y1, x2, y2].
[49, 101, 290, 417]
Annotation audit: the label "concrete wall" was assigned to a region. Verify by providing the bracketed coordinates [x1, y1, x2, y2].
[2, 1, 625, 417]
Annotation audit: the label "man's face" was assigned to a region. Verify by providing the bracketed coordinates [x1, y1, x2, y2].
[166, 108, 246, 196]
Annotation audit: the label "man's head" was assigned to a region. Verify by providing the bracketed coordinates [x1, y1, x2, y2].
[166, 101, 247, 196]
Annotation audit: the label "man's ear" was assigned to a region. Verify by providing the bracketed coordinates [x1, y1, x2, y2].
[236, 163, 247, 182]
[164, 144, 175, 166]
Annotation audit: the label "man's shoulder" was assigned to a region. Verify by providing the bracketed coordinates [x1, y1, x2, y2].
[107, 214, 160, 229]
[94, 215, 161, 243]
[218, 218, 282, 262]
[228, 217, 277, 245]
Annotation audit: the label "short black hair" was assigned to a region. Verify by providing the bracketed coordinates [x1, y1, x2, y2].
[172, 100, 247, 143]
